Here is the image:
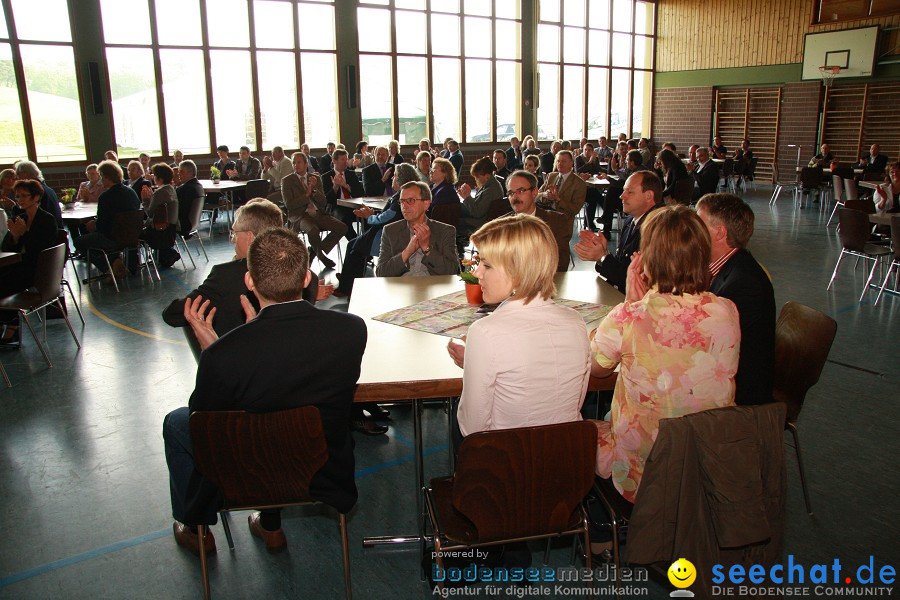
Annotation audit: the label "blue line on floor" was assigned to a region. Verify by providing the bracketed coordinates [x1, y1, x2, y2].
[390, 429, 415, 448]
[830, 299, 869, 316]
[0, 528, 169, 589]
[162, 270, 195, 292]
[0, 443, 448, 589]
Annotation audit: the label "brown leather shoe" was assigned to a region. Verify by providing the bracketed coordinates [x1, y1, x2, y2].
[173, 521, 216, 556]
[111, 257, 128, 279]
[248, 512, 287, 552]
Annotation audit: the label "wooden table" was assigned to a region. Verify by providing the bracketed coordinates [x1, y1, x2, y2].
[0, 252, 21, 268]
[351, 272, 623, 547]
[336, 196, 389, 212]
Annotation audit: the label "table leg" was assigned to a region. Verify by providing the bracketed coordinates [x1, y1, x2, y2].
[362, 398, 430, 548]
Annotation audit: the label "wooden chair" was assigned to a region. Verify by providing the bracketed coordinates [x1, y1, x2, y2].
[827, 208, 892, 301]
[0, 244, 81, 368]
[873, 216, 900, 305]
[424, 421, 597, 592]
[772, 302, 837, 515]
[190, 406, 352, 600]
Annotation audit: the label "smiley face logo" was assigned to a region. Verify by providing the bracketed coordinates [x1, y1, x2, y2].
[668, 558, 697, 588]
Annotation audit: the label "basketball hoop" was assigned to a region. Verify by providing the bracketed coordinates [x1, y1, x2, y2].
[819, 65, 841, 87]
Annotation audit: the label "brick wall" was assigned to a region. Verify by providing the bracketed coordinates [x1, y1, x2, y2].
[650, 87, 715, 152]
[775, 81, 822, 180]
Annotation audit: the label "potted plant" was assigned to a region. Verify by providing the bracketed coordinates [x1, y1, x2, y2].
[459, 258, 483, 305]
[209, 166, 221, 184]
[60, 187, 77, 206]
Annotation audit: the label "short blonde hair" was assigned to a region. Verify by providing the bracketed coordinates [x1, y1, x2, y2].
[470, 214, 557, 304]
[640, 205, 711, 295]
[431, 157, 457, 185]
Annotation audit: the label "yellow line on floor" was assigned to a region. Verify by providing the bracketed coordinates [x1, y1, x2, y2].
[86, 297, 186, 346]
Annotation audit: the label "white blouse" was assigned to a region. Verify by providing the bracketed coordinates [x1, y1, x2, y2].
[457, 296, 591, 436]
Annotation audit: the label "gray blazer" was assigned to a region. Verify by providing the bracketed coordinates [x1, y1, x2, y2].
[376, 217, 460, 277]
[460, 175, 503, 235]
[281, 172, 326, 225]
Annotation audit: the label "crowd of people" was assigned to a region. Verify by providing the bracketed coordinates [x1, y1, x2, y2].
[1, 133, 893, 571]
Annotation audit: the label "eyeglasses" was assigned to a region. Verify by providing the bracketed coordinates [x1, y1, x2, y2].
[398, 197, 428, 205]
[506, 186, 535, 199]
[229, 228, 249, 241]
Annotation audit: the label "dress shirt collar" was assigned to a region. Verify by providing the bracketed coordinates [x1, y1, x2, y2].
[709, 247, 738, 281]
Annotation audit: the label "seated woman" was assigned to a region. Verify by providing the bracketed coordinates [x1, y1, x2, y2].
[387, 139, 404, 166]
[77, 163, 107, 204]
[140, 163, 181, 268]
[448, 214, 591, 439]
[456, 157, 504, 237]
[658, 148, 690, 205]
[415, 151, 432, 183]
[1, 179, 59, 343]
[429, 157, 459, 206]
[352, 141, 374, 169]
[523, 154, 544, 187]
[590, 205, 740, 505]
[873, 161, 900, 214]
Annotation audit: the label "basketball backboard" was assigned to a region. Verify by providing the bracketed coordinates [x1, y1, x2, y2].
[801, 26, 879, 80]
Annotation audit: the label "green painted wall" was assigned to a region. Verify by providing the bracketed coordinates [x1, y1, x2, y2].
[656, 62, 900, 88]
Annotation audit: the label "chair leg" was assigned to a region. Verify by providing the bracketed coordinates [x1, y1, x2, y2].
[195, 234, 209, 261]
[826, 251, 846, 290]
[219, 511, 235, 550]
[0, 359, 10, 387]
[56, 299, 81, 348]
[543, 539, 552, 565]
[825, 201, 842, 227]
[179, 236, 197, 268]
[198, 524, 212, 600]
[874, 262, 898, 305]
[102, 252, 120, 293]
[143, 244, 161, 281]
[787, 423, 812, 515]
[20, 312, 52, 367]
[860, 258, 881, 302]
[63, 280, 85, 325]
[340, 513, 352, 600]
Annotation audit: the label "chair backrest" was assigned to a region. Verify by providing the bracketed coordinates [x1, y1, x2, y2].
[837, 208, 873, 252]
[111, 210, 145, 247]
[892, 217, 900, 261]
[244, 178, 270, 199]
[747, 156, 759, 178]
[190, 406, 330, 509]
[55, 229, 71, 260]
[180, 195, 206, 234]
[672, 177, 694, 205]
[32, 243, 66, 302]
[843, 178, 859, 201]
[451, 421, 597, 542]
[773, 302, 836, 423]
[831, 166, 854, 180]
[799, 166, 822, 188]
[720, 158, 734, 176]
[430, 202, 461, 229]
[831, 175, 845, 202]
[844, 198, 875, 214]
[862, 171, 884, 182]
[484, 193, 511, 221]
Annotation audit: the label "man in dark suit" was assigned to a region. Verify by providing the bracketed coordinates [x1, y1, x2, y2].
[697, 193, 775, 406]
[492, 149, 511, 183]
[13, 160, 62, 226]
[319, 142, 336, 175]
[162, 199, 319, 337]
[504, 170, 571, 272]
[505, 136, 523, 170]
[227, 146, 262, 181]
[447, 140, 464, 177]
[689, 147, 720, 202]
[126, 161, 152, 198]
[857, 143, 889, 174]
[574, 170, 662, 292]
[322, 148, 365, 240]
[175, 160, 205, 237]
[361, 146, 395, 197]
[540, 140, 562, 176]
[164, 228, 366, 555]
[301, 144, 320, 173]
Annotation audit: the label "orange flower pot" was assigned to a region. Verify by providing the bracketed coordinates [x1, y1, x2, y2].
[464, 282, 484, 305]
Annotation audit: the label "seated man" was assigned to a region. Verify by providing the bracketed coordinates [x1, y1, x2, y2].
[227, 145, 262, 181]
[505, 136, 523, 170]
[262, 146, 292, 204]
[504, 170, 571, 272]
[14, 160, 63, 227]
[333, 163, 418, 298]
[74, 160, 141, 278]
[301, 144, 320, 173]
[447, 140, 464, 177]
[808, 143, 833, 168]
[540, 140, 562, 175]
[575, 143, 604, 233]
[362, 146, 395, 197]
[697, 193, 775, 406]
[213, 145, 236, 180]
[574, 170, 662, 292]
[282, 152, 346, 270]
[376, 181, 459, 277]
[319, 142, 336, 175]
[493, 149, 511, 182]
[536, 150, 586, 229]
[688, 147, 720, 202]
[175, 160, 205, 237]
[163, 228, 366, 555]
[322, 149, 365, 240]
[163, 198, 321, 334]
[710, 134, 728, 160]
[856, 143, 889, 174]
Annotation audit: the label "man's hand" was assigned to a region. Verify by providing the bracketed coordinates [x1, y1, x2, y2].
[447, 336, 466, 368]
[353, 206, 375, 219]
[140, 186, 152, 200]
[574, 230, 609, 262]
[225, 169, 237, 178]
[625, 251, 648, 302]
[239, 294, 258, 323]
[382, 167, 394, 183]
[411, 221, 432, 251]
[184, 295, 219, 351]
[332, 171, 346, 191]
[401, 232, 420, 264]
[316, 280, 334, 301]
[685, 161, 696, 173]
[545, 183, 559, 201]
[307, 174, 319, 191]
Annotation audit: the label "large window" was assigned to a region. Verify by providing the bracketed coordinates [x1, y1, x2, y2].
[99, 0, 339, 159]
[357, 0, 522, 145]
[537, 0, 654, 141]
[1, 0, 86, 163]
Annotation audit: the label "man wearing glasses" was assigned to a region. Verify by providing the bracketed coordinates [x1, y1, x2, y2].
[504, 170, 571, 272]
[375, 181, 459, 277]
